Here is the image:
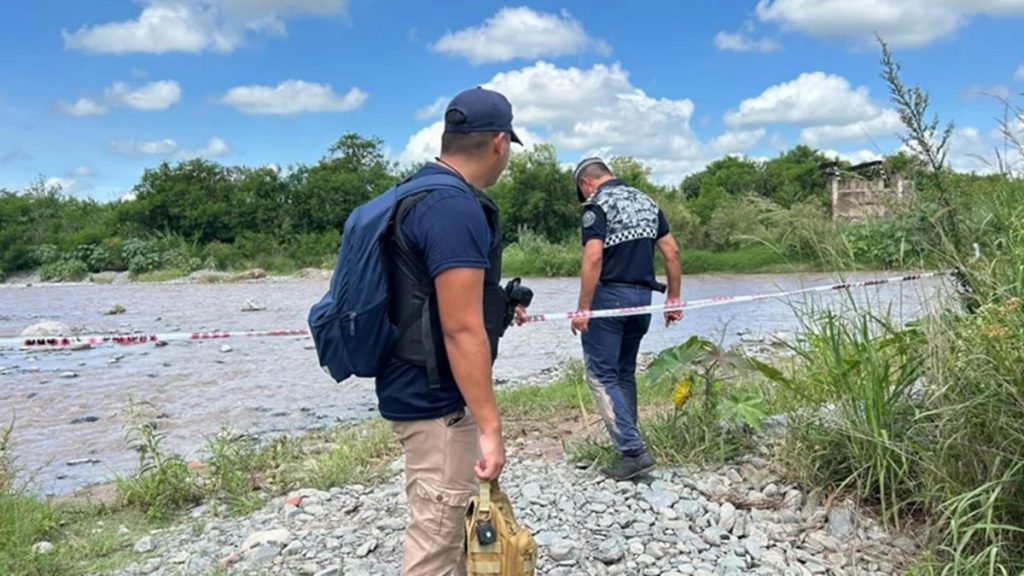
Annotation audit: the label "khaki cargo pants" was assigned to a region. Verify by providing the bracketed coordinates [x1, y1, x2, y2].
[392, 408, 480, 576]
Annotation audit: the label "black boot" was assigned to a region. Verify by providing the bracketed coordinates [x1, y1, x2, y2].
[600, 451, 656, 481]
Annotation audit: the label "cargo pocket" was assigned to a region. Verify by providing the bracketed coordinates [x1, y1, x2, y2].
[412, 480, 472, 538]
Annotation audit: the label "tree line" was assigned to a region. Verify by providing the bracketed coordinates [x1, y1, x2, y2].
[0, 131, 971, 281]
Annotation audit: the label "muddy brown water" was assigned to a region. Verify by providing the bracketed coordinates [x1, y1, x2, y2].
[0, 272, 948, 495]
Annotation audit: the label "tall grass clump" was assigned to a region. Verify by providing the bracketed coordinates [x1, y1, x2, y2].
[0, 419, 61, 575]
[752, 304, 927, 527]
[748, 38, 1024, 574]
[115, 400, 203, 519]
[502, 228, 580, 277]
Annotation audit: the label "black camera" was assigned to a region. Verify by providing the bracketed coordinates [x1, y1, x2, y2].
[504, 277, 533, 309]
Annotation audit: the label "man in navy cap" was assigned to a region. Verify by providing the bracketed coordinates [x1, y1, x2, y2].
[380, 87, 523, 575]
[570, 156, 683, 481]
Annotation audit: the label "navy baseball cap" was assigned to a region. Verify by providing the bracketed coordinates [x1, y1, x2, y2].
[444, 87, 522, 144]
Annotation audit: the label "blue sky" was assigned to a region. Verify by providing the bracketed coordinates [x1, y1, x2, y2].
[1, 0, 1023, 201]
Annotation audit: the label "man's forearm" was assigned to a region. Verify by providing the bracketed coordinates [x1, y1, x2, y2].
[665, 256, 682, 300]
[445, 329, 500, 435]
[578, 256, 601, 310]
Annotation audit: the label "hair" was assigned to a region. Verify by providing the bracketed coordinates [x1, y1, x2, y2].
[441, 131, 503, 157]
[440, 108, 505, 157]
[579, 161, 612, 181]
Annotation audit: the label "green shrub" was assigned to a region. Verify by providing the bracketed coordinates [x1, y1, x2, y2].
[39, 259, 89, 282]
[122, 239, 162, 274]
[502, 229, 580, 277]
[286, 231, 339, 268]
[706, 196, 781, 250]
[202, 241, 244, 270]
[33, 244, 61, 266]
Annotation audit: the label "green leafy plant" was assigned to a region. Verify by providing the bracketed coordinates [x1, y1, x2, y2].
[644, 336, 768, 462]
[116, 400, 202, 519]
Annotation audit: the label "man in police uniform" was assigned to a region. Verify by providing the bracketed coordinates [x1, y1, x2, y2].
[571, 157, 683, 481]
[379, 87, 523, 575]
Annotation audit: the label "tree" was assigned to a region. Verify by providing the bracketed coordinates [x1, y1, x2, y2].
[761, 145, 832, 207]
[288, 133, 398, 234]
[489, 144, 577, 243]
[123, 159, 237, 242]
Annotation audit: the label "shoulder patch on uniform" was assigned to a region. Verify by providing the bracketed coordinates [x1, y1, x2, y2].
[582, 210, 597, 228]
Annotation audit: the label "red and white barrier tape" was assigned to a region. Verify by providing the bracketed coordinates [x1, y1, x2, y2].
[520, 271, 949, 323]
[0, 271, 948, 350]
[1, 329, 310, 350]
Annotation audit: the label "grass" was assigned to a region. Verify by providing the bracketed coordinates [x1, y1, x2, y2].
[0, 410, 401, 574]
[130, 268, 190, 283]
[18, 232, 885, 285]
[530, 340, 777, 471]
[680, 245, 812, 274]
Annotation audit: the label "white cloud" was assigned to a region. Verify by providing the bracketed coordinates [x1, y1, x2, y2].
[63, 0, 348, 54]
[113, 138, 179, 156]
[112, 136, 230, 159]
[1017, 64, 1024, 80]
[177, 137, 230, 159]
[58, 97, 109, 117]
[416, 97, 448, 120]
[948, 126, 1000, 173]
[44, 177, 77, 192]
[821, 149, 883, 165]
[113, 136, 230, 158]
[800, 109, 903, 146]
[431, 7, 610, 64]
[71, 166, 93, 177]
[60, 80, 181, 117]
[400, 61, 760, 184]
[755, 0, 1024, 48]
[714, 31, 780, 52]
[725, 72, 881, 127]
[712, 129, 767, 154]
[220, 80, 366, 114]
[105, 80, 182, 110]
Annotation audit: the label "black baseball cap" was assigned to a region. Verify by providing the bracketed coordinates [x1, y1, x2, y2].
[444, 87, 522, 144]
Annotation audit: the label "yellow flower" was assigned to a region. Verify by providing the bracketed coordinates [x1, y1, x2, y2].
[979, 324, 1008, 338]
[1004, 297, 1021, 312]
[672, 377, 693, 409]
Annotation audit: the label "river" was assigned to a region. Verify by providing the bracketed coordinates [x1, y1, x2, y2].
[0, 271, 949, 495]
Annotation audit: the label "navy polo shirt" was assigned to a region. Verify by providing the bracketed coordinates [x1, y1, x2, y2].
[581, 179, 670, 291]
[375, 163, 493, 421]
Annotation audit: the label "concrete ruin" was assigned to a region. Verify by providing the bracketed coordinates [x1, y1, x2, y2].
[824, 160, 913, 220]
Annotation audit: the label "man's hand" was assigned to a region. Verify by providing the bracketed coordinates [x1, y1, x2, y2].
[475, 429, 506, 480]
[664, 297, 684, 327]
[571, 313, 590, 335]
[513, 305, 528, 326]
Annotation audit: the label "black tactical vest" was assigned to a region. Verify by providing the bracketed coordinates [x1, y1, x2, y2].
[388, 187, 508, 387]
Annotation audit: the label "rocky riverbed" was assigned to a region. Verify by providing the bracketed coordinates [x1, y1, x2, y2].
[104, 453, 916, 576]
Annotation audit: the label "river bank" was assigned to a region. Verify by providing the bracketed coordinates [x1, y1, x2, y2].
[5, 358, 923, 576]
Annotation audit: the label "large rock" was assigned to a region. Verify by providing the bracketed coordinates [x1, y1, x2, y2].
[595, 537, 625, 564]
[242, 528, 291, 551]
[134, 536, 156, 553]
[827, 507, 854, 541]
[21, 321, 70, 337]
[642, 489, 679, 510]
